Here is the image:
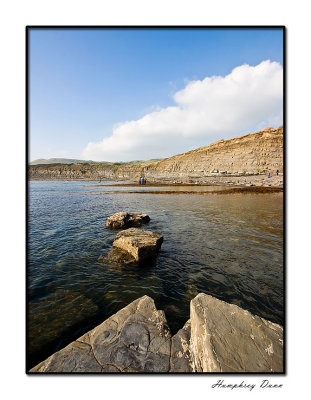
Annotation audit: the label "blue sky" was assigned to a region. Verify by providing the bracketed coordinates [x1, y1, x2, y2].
[29, 28, 283, 161]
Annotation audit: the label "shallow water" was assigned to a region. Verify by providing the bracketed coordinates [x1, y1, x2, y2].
[27, 180, 283, 368]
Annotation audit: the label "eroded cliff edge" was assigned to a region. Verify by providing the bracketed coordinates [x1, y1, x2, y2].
[29, 293, 283, 373]
[29, 127, 283, 183]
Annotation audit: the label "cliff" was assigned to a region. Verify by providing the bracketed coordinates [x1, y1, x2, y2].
[28, 127, 283, 182]
[29, 162, 142, 181]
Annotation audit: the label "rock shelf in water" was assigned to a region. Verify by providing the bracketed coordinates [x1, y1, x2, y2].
[106, 212, 150, 229]
[99, 228, 163, 266]
[29, 293, 283, 373]
[113, 228, 163, 261]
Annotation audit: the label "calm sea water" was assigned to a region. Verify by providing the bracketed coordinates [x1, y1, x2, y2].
[28, 180, 283, 368]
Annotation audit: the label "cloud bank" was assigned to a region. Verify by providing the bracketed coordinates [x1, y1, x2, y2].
[83, 60, 283, 161]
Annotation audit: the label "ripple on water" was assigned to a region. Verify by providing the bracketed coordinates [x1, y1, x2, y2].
[27, 180, 283, 368]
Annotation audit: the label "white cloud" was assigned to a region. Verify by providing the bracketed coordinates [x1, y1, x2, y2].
[82, 60, 283, 161]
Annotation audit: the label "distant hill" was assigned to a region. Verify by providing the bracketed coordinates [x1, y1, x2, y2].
[29, 158, 105, 165]
[30, 158, 164, 166]
[118, 159, 164, 165]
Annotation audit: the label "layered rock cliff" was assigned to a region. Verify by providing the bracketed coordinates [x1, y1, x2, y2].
[29, 127, 283, 181]
[144, 126, 283, 180]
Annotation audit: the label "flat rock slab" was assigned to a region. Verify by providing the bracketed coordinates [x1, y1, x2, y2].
[30, 296, 172, 373]
[112, 228, 163, 262]
[106, 212, 150, 229]
[190, 293, 283, 372]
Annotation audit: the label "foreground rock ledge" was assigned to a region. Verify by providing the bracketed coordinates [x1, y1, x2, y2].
[190, 293, 283, 372]
[106, 212, 150, 229]
[29, 294, 283, 373]
[30, 296, 173, 373]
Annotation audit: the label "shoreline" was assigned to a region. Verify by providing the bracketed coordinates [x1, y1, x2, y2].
[29, 174, 283, 188]
[86, 187, 283, 195]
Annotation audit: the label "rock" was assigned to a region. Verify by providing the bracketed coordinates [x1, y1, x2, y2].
[30, 341, 103, 373]
[98, 247, 138, 266]
[112, 228, 163, 262]
[28, 289, 99, 362]
[170, 320, 193, 372]
[106, 212, 150, 229]
[30, 295, 171, 373]
[190, 293, 283, 372]
[29, 293, 284, 373]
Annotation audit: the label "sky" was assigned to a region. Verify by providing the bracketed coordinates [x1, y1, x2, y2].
[29, 28, 283, 162]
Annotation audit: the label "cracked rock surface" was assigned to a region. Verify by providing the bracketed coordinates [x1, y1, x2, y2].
[170, 320, 193, 372]
[30, 296, 175, 373]
[190, 293, 283, 372]
[29, 293, 283, 373]
[106, 212, 150, 230]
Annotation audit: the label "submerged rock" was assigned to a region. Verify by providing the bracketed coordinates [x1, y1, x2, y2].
[106, 212, 150, 229]
[190, 293, 283, 372]
[98, 247, 138, 266]
[28, 289, 99, 360]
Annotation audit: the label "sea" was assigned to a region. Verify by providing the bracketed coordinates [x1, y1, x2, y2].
[27, 180, 284, 368]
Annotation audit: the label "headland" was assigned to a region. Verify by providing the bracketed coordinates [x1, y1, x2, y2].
[28, 127, 283, 188]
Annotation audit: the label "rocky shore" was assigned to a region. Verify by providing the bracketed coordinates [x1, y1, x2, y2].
[92, 186, 283, 196]
[28, 127, 283, 188]
[29, 293, 283, 373]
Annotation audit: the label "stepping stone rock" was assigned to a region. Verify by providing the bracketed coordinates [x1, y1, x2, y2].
[112, 228, 163, 263]
[106, 212, 150, 229]
[190, 293, 283, 372]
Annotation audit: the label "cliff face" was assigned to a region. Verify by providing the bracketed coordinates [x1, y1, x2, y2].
[29, 127, 283, 181]
[144, 126, 283, 180]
